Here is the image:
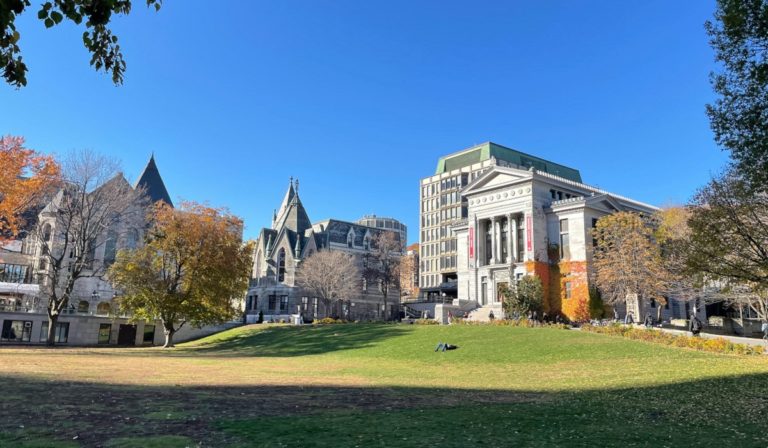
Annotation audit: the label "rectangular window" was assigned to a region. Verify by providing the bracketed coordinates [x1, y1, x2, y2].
[517, 220, 525, 262]
[143, 324, 155, 343]
[481, 276, 488, 305]
[1, 320, 32, 342]
[279, 295, 289, 311]
[565, 281, 573, 299]
[41, 322, 70, 343]
[559, 219, 570, 260]
[591, 218, 599, 248]
[98, 323, 111, 344]
[268, 295, 277, 310]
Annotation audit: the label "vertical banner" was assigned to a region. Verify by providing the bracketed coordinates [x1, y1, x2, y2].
[526, 214, 533, 252]
[469, 225, 475, 259]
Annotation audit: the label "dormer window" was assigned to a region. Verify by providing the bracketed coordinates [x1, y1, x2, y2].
[347, 232, 354, 248]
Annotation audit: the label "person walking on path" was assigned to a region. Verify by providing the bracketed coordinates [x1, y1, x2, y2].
[761, 321, 768, 341]
[689, 313, 703, 337]
[644, 312, 653, 329]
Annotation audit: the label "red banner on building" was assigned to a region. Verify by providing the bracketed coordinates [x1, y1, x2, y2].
[526, 215, 533, 252]
[469, 226, 474, 259]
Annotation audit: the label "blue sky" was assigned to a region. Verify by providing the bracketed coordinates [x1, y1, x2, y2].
[2, 1, 727, 243]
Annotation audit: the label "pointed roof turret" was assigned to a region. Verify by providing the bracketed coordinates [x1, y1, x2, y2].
[272, 178, 295, 229]
[294, 233, 302, 259]
[134, 155, 173, 207]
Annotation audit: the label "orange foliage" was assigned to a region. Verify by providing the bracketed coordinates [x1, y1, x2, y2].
[0, 136, 60, 237]
[526, 260, 591, 322]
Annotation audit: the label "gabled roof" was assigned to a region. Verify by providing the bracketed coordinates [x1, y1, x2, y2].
[134, 155, 173, 207]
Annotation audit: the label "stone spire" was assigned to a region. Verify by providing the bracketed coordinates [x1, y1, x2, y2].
[265, 233, 273, 256]
[134, 154, 173, 207]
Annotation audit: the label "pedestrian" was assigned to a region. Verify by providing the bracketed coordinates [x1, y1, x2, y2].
[614, 308, 619, 322]
[488, 310, 495, 321]
[543, 312, 548, 323]
[644, 312, 652, 329]
[625, 311, 634, 325]
[447, 311, 453, 325]
[761, 321, 767, 341]
[689, 314, 703, 336]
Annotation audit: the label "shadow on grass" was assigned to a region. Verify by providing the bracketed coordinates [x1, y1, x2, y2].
[175, 324, 413, 357]
[1, 372, 768, 447]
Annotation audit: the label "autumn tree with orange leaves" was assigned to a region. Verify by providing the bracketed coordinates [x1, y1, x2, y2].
[109, 202, 253, 348]
[0, 135, 60, 239]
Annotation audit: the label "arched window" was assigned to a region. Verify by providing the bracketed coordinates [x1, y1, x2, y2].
[277, 248, 286, 282]
[42, 223, 52, 242]
[126, 228, 139, 249]
[96, 302, 111, 315]
[104, 230, 117, 266]
[77, 300, 90, 313]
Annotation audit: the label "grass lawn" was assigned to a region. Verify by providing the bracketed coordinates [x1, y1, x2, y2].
[1, 324, 767, 447]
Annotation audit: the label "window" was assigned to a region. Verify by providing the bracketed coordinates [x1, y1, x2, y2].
[104, 230, 118, 266]
[40, 322, 69, 343]
[251, 295, 258, 310]
[78, 300, 89, 313]
[347, 232, 354, 248]
[500, 219, 508, 263]
[268, 295, 277, 310]
[277, 248, 286, 282]
[126, 228, 139, 249]
[279, 295, 288, 311]
[650, 298, 656, 308]
[564, 281, 573, 299]
[98, 324, 111, 344]
[42, 223, 52, 242]
[363, 236, 370, 250]
[481, 277, 488, 304]
[301, 297, 308, 312]
[1, 320, 32, 342]
[517, 220, 525, 262]
[312, 297, 319, 317]
[591, 218, 599, 248]
[559, 219, 570, 260]
[0, 263, 28, 283]
[96, 302, 111, 315]
[484, 221, 493, 265]
[143, 325, 155, 343]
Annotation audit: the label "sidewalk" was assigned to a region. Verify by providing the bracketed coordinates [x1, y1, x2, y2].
[658, 326, 768, 349]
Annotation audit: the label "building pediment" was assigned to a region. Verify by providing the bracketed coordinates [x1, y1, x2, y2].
[462, 166, 533, 197]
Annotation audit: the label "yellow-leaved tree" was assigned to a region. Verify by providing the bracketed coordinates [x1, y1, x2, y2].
[593, 211, 670, 316]
[109, 202, 253, 348]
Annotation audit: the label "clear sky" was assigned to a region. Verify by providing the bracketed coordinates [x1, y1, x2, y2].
[2, 1, 728, 243]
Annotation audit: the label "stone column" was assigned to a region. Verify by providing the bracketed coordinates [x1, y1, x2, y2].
[492, 217, 500, 264]
[508, 214, 516, 264]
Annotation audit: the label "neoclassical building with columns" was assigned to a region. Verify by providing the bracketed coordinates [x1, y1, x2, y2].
[453, 164, 658, 321]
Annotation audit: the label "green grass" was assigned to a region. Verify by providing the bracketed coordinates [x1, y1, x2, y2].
[2, 323, 768, 447]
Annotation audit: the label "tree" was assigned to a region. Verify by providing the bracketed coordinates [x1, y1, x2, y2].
[35, 150, 142, 346]
[501, 275, 543, 316]
[705, 0, 768, 187]
[0, 135, 60, 239]
[109, 202, 253, 348]
[295, 250, 360, 319]
[684, 170, 768, 322]
[362, 231, 402, 320]
[592, 212, 670, 311]
[1, 0, 161, 88]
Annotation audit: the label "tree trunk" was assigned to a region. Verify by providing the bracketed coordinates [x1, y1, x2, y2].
[163, 322, 176, 348]
[46, 312, 58, 347]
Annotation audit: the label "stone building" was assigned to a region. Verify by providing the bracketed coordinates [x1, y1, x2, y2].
[451, 163, 706, 323]
[419, 142, 582, 299]
[0, 156, 231, 345]
[399, 243, 419, 302]
[245, 180, 402, 322]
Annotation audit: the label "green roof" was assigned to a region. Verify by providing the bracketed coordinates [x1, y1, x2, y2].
[434, 142, 582, 182]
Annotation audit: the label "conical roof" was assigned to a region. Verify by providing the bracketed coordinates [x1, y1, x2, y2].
[273, 179, 311, 236]
[134, 155, 173, 207]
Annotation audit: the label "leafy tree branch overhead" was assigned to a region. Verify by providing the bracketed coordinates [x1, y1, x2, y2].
[0, 0, 161, 87]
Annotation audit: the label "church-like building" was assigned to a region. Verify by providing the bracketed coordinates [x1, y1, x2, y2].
[245, 180, 403, 322]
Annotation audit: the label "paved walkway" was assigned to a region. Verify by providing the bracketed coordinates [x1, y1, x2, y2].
[577, 324, 768, 350]
[657, 326, 768, 349]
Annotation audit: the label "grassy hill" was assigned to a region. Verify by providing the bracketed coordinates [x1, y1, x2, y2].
[1, 324, 767, 447]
